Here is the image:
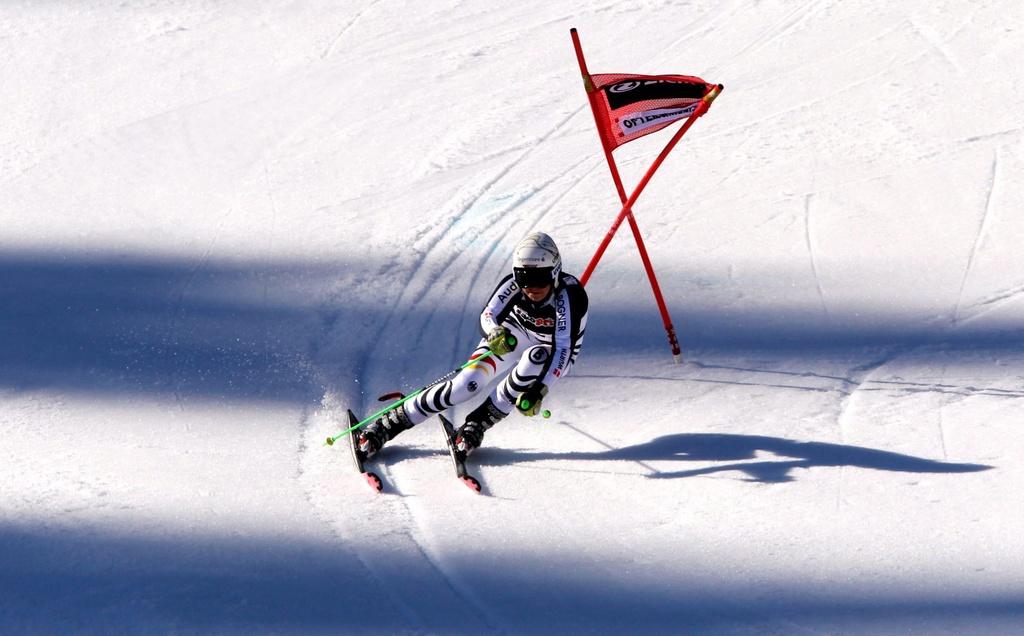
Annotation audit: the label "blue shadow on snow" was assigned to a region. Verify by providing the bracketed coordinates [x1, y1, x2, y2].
[1, 520, 1021, 634]
[475, 433, 991, 483]
[2, 248, 1022, 403]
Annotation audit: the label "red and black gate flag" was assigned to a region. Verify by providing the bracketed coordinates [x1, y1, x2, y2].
[586, 73, 718, 151]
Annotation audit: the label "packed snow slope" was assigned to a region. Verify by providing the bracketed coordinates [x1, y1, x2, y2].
[3, 1, 1023, 634]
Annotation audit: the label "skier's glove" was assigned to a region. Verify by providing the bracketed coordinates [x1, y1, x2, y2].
[516, 383, 548, 417]
[486, 326, 517, 356]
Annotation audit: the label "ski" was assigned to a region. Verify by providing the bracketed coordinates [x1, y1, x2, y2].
[363, 393, 481, 493]
[347, 409, 383, 493]
[439, 413, 482, 493]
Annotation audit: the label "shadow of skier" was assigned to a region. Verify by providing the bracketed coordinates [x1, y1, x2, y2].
[476, 433, 992, 483]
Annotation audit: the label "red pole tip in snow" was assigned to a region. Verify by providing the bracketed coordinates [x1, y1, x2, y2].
[666, 324, 682, 364]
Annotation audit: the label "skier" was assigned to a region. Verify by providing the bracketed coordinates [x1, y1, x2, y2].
[358, 232, 589, 456]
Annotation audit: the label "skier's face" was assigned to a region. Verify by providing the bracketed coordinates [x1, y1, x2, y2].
[522, 284, 552, 302]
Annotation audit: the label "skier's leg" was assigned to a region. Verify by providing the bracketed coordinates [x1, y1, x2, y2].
[493, 344, 552, 412]
[358, 403, 415, 457]
[403, 341, 519, 424]
[362, 333, 524, 455]
[364, 327, 532, 456]
[456, 343, 552, 454]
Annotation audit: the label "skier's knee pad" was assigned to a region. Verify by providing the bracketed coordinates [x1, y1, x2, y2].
[451, 364, 491, 397]
[523, 345, 550, 366]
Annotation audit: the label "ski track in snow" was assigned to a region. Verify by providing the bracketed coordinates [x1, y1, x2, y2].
[736, 19, 910, 94]
[907, 16, 966, 76]
[715, 0, 831, 76]
[584, 366, 1024, 401]
[658, 0, 744, 57]
[952, 148, 999, 325]
[832, 351, 904, 510]
[318, 0, 382, 60]
[803, 192, 831, 321]
[963, 127, 1024, 144]
[382, 103, 589, 328]
[961, 283, 1024, 321]
[708, 31, 934, 140]
[936, 366, 950, 461]
[369, 472, 502, 633]
[577, 371, 842, 396]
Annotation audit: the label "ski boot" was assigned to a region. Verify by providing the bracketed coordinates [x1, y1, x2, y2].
[358, 404, 413, 457]
[455, 398, 507, 455]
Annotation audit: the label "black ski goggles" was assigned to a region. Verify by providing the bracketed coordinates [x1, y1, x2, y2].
[514, 267, 554, 288]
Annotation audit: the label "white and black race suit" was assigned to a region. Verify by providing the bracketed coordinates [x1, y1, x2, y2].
[405, 272, 588, 425]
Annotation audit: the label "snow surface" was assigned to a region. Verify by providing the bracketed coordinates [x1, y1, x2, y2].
[2, 1, 1023, 634]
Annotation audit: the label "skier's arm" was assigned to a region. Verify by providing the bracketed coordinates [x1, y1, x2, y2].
[479, 274, 520, 336]
[538, 282, 588, 388]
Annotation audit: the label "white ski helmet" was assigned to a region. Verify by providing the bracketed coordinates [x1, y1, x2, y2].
[513, 232, 562, 288]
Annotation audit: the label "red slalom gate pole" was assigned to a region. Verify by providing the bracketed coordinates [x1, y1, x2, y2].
[571, 27, 722, 362]
[580, 92, 719, 286]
